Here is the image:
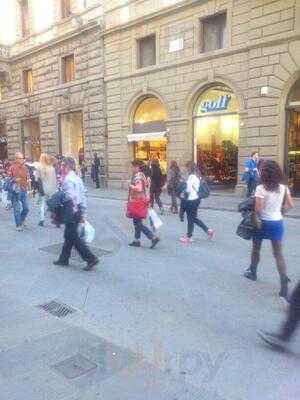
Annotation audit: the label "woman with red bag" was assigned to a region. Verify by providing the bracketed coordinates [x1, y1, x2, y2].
[127, 160, 160, 249]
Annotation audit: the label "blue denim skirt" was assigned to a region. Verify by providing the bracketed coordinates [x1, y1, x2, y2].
[253, 219, 284, 241]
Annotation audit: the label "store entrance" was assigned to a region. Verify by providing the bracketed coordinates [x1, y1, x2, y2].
[286, 79, 300, 196]
[287, 109, 300, 195]
[0, 123, 7, 160]
[134, 140, 167, 173]
[194, 85, 239, 188]
[21, 118, 41, 161]
[58, 111, 84, 162]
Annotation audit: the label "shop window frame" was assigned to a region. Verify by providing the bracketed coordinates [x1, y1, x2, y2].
[61, 53, 75, 84]
[20, 117, 41, 160]
[199, 11, 227, 54]
[192, 85, 239, 186]
[136, 34, 157, 70]
[61, 0, 72, 20]
[22, 68, 34, 94]
[57, 110, 84, 157]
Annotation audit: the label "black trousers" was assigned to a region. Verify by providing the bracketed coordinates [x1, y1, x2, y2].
[59, 221, 96, 263]
[247, 179, 256, 197]
[281, 281, 300, 341]
[95, 173, 100, 188]
[133, 218, 154, 241]
[185, 199, 208, 238]
[150, 189, 163, 209]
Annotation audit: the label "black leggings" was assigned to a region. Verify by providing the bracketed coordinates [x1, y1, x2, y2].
[280, 281, 300, 340]
[251, 239, 287, 276]
[185, 199, 208, 238]
[133, 218, 154, 241]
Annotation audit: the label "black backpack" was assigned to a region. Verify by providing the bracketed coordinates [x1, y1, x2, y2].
[198, 178, 210, 199]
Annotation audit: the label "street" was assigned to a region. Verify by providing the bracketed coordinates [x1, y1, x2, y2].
[0, 194, 300, 400]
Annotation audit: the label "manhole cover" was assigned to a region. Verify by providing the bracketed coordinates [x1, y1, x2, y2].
[37, 299, 76, 318]
[39, 243, 111, 261]
[53, 354, 97, 379]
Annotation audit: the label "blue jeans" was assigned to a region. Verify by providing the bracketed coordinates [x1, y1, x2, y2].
[11, 190, 29, 227]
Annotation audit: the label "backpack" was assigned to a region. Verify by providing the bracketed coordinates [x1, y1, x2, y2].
[198, 178, 210, 199]
[175, 181, 187, 198]
[2, 177, 20, 194]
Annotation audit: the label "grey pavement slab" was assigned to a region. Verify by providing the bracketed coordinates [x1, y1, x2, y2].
[0, 196, 300, 399]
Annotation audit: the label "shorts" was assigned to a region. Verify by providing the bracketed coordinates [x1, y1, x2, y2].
[253, 219, 284, 241]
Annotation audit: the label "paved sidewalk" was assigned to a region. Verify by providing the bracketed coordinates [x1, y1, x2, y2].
[0, 295, 204, 400]
[87, 186, 300, 219]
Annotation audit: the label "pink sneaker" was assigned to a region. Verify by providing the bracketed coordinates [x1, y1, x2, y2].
[180, 236, 193, 244]
[207, 229, 215, 240]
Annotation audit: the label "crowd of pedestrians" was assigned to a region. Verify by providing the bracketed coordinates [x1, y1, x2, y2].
[0, 149, 299, 351]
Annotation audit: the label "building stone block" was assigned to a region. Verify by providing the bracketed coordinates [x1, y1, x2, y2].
[263, 19, 294, 36]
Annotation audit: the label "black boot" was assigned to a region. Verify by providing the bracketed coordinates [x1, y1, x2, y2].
[279, 275, 290, 298]
[244, 265, 257, 281]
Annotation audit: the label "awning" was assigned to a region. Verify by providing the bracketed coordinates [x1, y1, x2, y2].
[127, 131, 168, 142]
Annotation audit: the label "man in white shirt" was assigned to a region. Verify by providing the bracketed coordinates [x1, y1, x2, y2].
[53, 157, 99, 271]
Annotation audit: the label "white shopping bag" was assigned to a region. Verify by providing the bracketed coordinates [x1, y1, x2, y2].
[149, 208, 163, 230]
[79, 220, 95, 243]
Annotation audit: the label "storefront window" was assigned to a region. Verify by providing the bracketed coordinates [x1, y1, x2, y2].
[0, 123, 7, 160]
[132, 97, 168, 173]
[287, 79, 300, 195]
[194, 85, 239, 187]
[21, 118, 41, 161]
[59, 111, 84, 161]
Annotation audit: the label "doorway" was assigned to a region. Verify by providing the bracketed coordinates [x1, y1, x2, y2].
[0, 123, 7, 160]
[286, 79, 300, 196]
[21, 118, 41, 161]
[193, 85, 239, 188]
[58, 111, 84, 161]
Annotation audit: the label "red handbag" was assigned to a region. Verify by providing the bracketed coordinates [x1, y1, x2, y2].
[126, 178, 149, 219]
[126, 196, 149, 219]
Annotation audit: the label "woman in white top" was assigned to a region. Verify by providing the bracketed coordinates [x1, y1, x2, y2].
[244, 160, 294, 299]
[180, 161, 214, 244]
[36, 153, 57, 226]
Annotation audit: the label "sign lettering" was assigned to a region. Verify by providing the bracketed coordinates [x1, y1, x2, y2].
[201, 94, 231, 113]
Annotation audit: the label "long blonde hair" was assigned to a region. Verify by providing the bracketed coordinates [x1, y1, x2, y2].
[39, 153, 53, 180]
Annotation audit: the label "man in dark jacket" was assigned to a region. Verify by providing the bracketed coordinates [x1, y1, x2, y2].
[91, 153, 100, 189]
[52, 157, 99, 271]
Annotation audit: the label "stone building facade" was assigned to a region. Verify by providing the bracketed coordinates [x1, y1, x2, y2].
[0, 0, 105, 167]
[1, 0, 300, 193]
[103, 0, 300, 194]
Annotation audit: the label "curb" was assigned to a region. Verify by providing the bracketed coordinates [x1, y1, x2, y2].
[88, 193, 300, 220]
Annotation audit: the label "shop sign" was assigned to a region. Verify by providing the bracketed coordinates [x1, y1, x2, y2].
[0, 136, 7, 144]
[201, 94, 231, 113]
[169, 38, 184, 53]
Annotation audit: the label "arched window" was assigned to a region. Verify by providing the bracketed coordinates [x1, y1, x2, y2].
[286, 79, 300, 195]
[193, 85, 239, 187]
[133, 97, 167, 133]
[128, 97, 168, 173]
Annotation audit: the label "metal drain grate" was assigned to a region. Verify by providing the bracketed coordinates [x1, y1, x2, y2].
[37, 300, 76, 318]
[53, 354, 97, 379]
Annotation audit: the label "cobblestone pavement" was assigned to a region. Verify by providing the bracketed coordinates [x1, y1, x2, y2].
[0, 195, 300, 400]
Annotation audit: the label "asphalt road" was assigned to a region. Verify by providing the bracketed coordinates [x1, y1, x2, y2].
[0, 196, 299, 400]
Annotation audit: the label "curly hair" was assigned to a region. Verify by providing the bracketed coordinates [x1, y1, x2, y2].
[260, 160, 284, 192]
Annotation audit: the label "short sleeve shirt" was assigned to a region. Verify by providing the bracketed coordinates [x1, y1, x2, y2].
[255, 184, 290, 221]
